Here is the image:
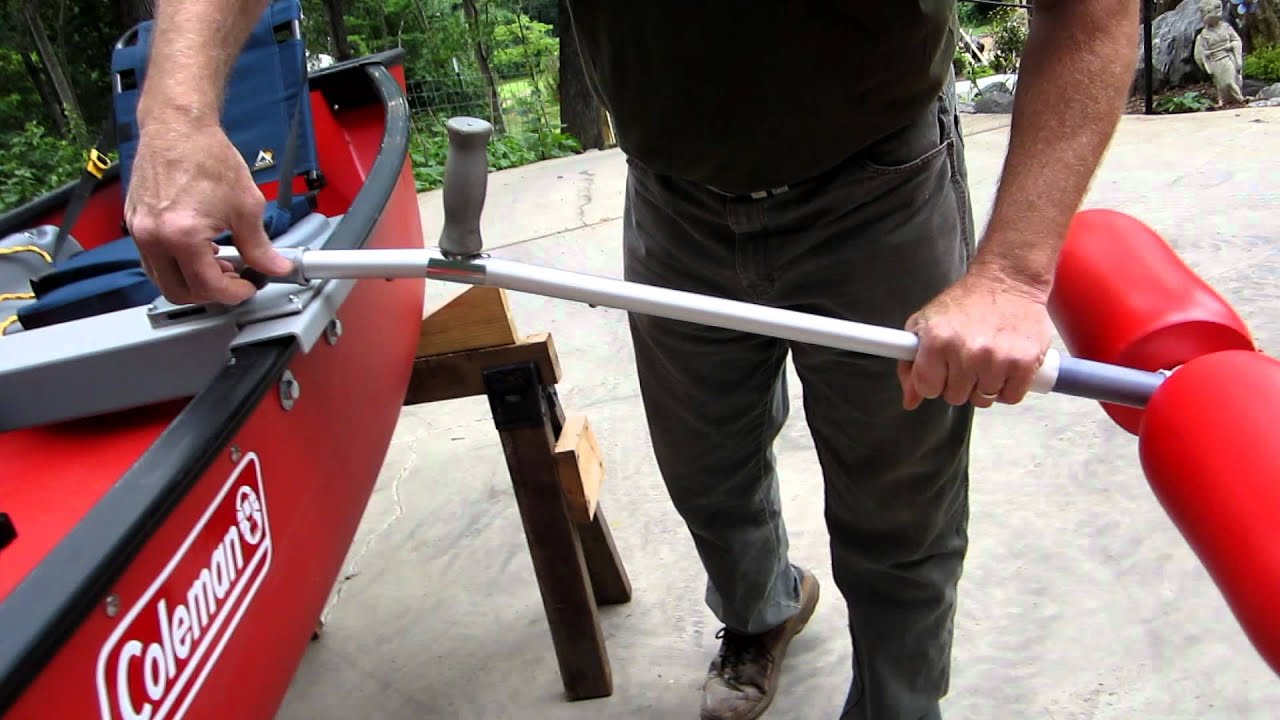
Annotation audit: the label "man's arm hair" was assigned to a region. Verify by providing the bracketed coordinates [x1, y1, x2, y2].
[137, 0, 271, 129]
[969, 0, 1139, 298]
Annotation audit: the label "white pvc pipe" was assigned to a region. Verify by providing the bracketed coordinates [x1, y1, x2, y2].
[217, 246, 1164, 407]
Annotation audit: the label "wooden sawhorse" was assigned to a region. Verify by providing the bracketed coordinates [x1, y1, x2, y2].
[403, 286, 632, 700]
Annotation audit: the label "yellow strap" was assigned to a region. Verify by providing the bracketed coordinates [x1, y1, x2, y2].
[0, 244, 54, 338]
[0, 244, 54, 264]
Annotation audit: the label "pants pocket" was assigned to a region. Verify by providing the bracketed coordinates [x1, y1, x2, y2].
[854, 96, 952, 177]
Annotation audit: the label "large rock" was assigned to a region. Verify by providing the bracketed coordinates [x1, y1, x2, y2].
[974, 86, 1015, 113]
[1259, 82, 1280, 100]
[1243, 78, 1271, 97]
[1134, 0, 1209, 94]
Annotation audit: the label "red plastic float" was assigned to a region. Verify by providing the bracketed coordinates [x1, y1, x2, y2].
[1048, 209, 1255, 434]
[1139, 349, 1280, 675]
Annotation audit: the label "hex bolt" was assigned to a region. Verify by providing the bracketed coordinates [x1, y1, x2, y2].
[105, 594, 121, 618]
[279, 370, 300, 411]
[325, 318, 343, 345]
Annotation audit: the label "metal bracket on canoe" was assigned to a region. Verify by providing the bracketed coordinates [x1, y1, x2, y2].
[144, 212, 352, 353]
[0, 213, 350, 433]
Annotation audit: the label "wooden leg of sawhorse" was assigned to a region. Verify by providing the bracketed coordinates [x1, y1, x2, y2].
[543, 380, 632, 608]
[483, 361, 630, 700]
[579, 505, 632, 607]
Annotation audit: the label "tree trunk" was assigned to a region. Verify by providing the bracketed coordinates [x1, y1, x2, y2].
[556, 0, 609, 149]
[461, 0, 507, 134]
[23, 0, 83, 139]
[320, 0, 353, 59]
[1250, 0, 1280, 50]
[409, 0, 431, 32]
[21, 50, 68, 136]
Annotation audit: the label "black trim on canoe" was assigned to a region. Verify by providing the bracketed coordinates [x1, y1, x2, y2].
[0, 53, 408, 713]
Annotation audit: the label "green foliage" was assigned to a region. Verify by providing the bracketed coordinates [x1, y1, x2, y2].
[1156, 90, 1213, 113]
[54, 4, 117, 132]
[988, 7, 1028, 74]
[1244, 43, 1280, 83]
[953, 46, 996, 81]
[1, 0, 587, 211]
[953, 45, 972, 78]
[957, 2, 998, 29]
[490, 15, 558, 79]
[0, 49, 46, 134]
[0, 121, 87, 213]
[408, 117, 580, 191]
[518, 0, 558, 26]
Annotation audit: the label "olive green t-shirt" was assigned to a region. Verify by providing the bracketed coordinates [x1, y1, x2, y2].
[564, 2, 958, 194]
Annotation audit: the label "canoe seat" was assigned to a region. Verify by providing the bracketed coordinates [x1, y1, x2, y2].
[16, 195, 314, 331]
[112, 0, 319, 196]
[10, 0, 320, 333]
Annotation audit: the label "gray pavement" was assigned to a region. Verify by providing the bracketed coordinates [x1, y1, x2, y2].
[276, 108, 1280, 719]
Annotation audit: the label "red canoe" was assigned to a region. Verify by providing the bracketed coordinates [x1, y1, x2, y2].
[0, 49, 424, 720]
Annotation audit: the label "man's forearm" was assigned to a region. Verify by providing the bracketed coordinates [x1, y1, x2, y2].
[971, 0, 1139, 298]
[137, 0, 270, 128]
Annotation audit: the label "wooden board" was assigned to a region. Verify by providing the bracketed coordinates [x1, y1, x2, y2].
[554, 413, 605, 523]
[495, 417, 613, 699]
[417, 286, 518, 357]
[404, 333, 562, 405]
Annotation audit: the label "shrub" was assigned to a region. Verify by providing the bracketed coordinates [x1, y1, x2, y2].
[490, 15, 558, 80]
[409, 118, 580, 192]
[953, 46, 996, 81]
[0, 121, 86, 213]
[1244, 43, 1280, 83]
[989, 8, 1029, 74]
[1156, 90, 1214, 113]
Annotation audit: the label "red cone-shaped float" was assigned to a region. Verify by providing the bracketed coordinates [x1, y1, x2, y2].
[1048, 209, 1254, 434]
[1139, 349, 1280, 675]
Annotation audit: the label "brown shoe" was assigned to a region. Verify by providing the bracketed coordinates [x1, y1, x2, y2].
[699, 567, 820, 720]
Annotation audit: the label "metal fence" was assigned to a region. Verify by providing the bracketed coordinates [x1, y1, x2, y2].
[407, 72, 559, 135]
[402, 67, 591, 190]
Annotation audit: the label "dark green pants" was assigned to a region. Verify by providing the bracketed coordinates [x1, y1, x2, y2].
[622, 76, 976, 720]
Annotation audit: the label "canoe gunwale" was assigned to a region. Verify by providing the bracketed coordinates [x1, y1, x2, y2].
[0, 51, 410, 713]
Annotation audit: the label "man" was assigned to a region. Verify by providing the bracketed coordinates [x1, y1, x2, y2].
[126, 1, 1138, 717]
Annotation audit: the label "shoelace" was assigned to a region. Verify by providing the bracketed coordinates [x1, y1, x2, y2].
[714, 627, 774, 689]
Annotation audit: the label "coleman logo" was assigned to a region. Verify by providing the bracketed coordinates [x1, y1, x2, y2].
[95, 452, 273, 720]
[251, 149, 275, 171]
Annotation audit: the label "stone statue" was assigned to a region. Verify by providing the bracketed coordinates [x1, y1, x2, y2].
[1194, 0, 1246, 106]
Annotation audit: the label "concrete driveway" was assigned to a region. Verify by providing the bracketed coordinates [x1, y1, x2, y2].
[277, 108, 1280, 719]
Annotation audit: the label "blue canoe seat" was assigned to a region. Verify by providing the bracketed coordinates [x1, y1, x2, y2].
[17, 0, 319, 332]
[111, 0, 319, 196]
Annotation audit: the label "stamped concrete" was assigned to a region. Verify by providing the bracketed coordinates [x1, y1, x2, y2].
[277, 107, 1280, 719]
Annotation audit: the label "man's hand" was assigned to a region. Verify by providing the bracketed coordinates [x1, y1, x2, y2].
[125, 119, 292, 306]
[125, 0, 276, 305]
[896, 0, 1137, 409]
[897, 265, 1053, 410]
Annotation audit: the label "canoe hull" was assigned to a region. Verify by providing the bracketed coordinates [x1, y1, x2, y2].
[1, 51, 425, 720]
